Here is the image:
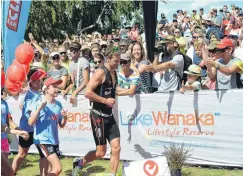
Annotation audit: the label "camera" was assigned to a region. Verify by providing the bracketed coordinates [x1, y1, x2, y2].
[153, 44, 165, 54]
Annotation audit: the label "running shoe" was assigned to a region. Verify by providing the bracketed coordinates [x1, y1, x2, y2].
[72, 157, 83, 176]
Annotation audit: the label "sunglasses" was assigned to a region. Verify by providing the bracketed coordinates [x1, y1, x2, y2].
[228, 35, 238, 39]
[94, 61, 101, 64]
[120, 60, 129, 65]
[217, 48, 228, 52]
[60, 52, 67, 55]
[101, 45, 107, 48]
[54, 42, 58, 43]
[193, 36, 203, 39]
[52, 55, 60, 60]
[70, 48, 78, 53]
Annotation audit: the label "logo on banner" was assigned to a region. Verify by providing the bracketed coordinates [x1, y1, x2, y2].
[120, 111, 218, 126]
[6, 0, 22, 31]
[143, 160, 159, 176]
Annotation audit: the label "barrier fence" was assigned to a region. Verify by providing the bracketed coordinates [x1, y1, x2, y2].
[8, 90, 243, 167]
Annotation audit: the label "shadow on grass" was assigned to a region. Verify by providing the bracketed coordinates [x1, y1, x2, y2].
[8, 157, 35, 169]
[64, 163, 94, 176]
[86, 166, 105, 173]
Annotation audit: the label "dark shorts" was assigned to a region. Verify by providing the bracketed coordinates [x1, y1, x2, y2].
[36, 144, 61, 158]
[90, 111, 120, 146]
[19, 132, 34, 148]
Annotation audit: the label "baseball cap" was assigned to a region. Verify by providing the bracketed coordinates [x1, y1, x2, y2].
[44, 77, 63, 87]
[216, 38, 233, 49]
[100, 41, 108, 46]
[81, 44, 90, 51]
[28, 69, 46, 83]
[50, 52, 60, 58]
[70, 42, 81, 50]
[114, 37, 121, 42]
[159, 35, 176, 44]
[206, 17, 212, 21]
[207, 41, 220, 50]
[120, 53, 131, 61]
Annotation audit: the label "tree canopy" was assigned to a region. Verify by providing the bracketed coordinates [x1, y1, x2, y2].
[25, 0, 143, 41]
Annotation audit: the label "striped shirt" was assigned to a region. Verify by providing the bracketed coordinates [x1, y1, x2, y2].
[118, 69, 142, 93]
[136, 60, 152, 93]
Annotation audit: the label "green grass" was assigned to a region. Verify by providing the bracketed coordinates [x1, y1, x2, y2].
[8, 154, 243, 176]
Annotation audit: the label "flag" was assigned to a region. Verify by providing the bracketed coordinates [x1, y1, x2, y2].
[2, 0, 32, 71]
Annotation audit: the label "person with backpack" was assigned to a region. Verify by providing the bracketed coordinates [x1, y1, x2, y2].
[152, 35, 192, 92]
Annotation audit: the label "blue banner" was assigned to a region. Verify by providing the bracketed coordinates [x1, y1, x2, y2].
[2, 0, 32, 70]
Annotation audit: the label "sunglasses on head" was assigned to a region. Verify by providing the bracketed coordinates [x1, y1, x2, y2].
[59, 52, 67, 55]
[120, 60, 129, 65]
[94, 60, 101, 64]
[70, 48, 78, 53]
[52, 55, 60, 60]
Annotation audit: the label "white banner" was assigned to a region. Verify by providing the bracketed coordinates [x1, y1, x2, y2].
[8, 90, 243, 167]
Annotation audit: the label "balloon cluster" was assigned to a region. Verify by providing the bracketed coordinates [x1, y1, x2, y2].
[4, 44, 34, 94]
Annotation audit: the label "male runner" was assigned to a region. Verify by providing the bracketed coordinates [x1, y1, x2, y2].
[72, 52, 121, 176]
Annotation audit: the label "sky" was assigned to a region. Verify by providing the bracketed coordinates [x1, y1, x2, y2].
[157, 0, 243, 22]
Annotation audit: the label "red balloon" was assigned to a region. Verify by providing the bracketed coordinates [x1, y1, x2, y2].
[7, 62, 26, 83]
[1, 70, 5, 88]
[15, 43, 34, 65]
[13, 59, 30, 75]
[25, 64, 30, 74]
[5, 79, 23, 93]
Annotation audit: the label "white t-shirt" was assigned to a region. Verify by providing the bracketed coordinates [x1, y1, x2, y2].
[186, 46, 195, 61]
[185, 81, 202, 90]
[157, 54, 184, 92]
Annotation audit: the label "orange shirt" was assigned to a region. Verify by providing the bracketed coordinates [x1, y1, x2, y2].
[222, 19, 231, 36]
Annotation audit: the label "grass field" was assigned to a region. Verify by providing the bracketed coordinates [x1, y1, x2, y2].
[8, 154, 243, 176]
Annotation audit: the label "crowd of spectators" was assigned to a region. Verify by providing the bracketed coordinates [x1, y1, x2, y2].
[1, 4, 243, 100]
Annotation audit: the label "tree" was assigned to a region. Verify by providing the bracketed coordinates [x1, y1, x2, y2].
[25, 0, 142, 41]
